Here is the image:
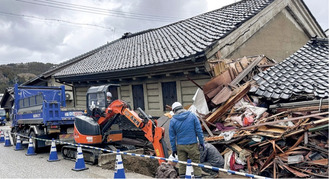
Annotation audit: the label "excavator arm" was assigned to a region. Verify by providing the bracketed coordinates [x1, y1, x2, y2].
[99, 100, 168, 164]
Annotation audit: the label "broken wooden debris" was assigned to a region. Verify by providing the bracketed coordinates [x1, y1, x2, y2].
[206, 82, 251, 123]
[203, 110, 328, 178]
[164, 55, 328, 178]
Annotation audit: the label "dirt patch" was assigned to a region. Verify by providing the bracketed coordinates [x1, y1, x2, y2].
[100, 149, 159, 177]
[99, 149, 248, 178]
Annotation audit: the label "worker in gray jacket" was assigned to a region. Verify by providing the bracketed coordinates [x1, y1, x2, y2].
[200, 142, 224, 175]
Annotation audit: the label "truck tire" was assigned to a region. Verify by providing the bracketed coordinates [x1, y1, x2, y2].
[11, 133, 17, 145]
[29, 131, 39, 153]
[11, 128, 18, 145]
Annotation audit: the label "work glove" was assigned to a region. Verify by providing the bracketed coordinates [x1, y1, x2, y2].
[172, 151, 177, 158]
[200, 143, 205, 151]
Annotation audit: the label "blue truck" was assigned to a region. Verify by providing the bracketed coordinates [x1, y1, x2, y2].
[10, 84, 83, 151]
[0, 108, 6, 125]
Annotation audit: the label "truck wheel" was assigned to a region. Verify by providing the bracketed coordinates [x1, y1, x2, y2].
[11, 132, 17, 145]
[30, 131, 39, 153]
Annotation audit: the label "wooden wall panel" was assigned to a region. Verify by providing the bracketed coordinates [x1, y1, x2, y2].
[75, 87, 88, 108]
[180, 79, 209, 106]
[146, 83, 160, 111]
[120, 85, 132, 104]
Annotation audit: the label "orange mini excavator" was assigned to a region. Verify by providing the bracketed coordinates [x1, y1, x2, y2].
[61, 85, 168, 164]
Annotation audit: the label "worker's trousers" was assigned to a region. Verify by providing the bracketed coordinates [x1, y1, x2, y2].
[177, 143, 202, 177]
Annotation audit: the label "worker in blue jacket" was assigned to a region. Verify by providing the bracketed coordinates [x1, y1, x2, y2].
[169, 102, 205, 178]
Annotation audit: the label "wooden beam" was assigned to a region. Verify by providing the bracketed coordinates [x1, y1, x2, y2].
[205, 82, 250, 123]
[199, 117, 214, 137]
[260, 151, 275, 171]
[247, 157, 251, 175]
[301, 117, 329, 126]
[240, 112, 329, 130]
[288, 134, 304, 151]
[277, 105, 329, 113]
[290, 166, 329, 178]
[230, 55, 264, 85]
[281, 164, 309, 178]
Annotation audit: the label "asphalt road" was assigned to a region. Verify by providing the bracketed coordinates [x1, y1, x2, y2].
[0, 124, 150, 178]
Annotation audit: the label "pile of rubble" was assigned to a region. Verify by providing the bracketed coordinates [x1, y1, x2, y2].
[187, 55, 328, 178]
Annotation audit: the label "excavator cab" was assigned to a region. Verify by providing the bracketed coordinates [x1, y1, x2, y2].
[86, 84, 120, 117]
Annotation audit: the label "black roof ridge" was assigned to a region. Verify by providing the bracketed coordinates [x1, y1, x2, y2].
[310, 37, 329, 44]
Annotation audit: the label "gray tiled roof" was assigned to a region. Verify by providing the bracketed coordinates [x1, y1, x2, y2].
[55, 0, 274, 77]
[22, 43, 109, 85]
[251, 38, 329, 99]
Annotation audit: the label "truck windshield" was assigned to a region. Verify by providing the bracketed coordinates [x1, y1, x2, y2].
[0, 109, 5, 117]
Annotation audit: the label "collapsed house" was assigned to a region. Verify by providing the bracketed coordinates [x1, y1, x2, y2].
[179, 37, 328, 178]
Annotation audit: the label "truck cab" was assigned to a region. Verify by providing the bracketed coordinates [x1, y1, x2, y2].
[0, 108, 6, 126]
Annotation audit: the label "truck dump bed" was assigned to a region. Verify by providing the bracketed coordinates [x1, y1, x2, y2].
[12, 84, 82, 126]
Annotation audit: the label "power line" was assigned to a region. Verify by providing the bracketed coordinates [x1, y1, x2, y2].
[34, 0, 180, 20]
[16, 0, 183, 22]
[0, 11, 114, 31]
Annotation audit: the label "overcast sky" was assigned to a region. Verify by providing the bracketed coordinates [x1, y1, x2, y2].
[0, 0, 327, 65]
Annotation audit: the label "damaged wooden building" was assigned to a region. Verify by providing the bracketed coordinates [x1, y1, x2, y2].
[25, 0, 325, 116]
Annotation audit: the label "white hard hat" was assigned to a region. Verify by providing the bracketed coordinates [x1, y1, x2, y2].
[172, 102, 182, 111]
[106, 92, 112, 97]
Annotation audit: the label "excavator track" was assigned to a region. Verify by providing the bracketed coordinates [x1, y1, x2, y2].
[61, 131, 148, 165]
[60, 127, 153, 165]
[61, 145, 102, 164]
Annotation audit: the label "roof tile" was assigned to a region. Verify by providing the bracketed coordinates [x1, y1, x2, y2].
[55, 0, 274, 77]
[253, 38, 329, 99]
